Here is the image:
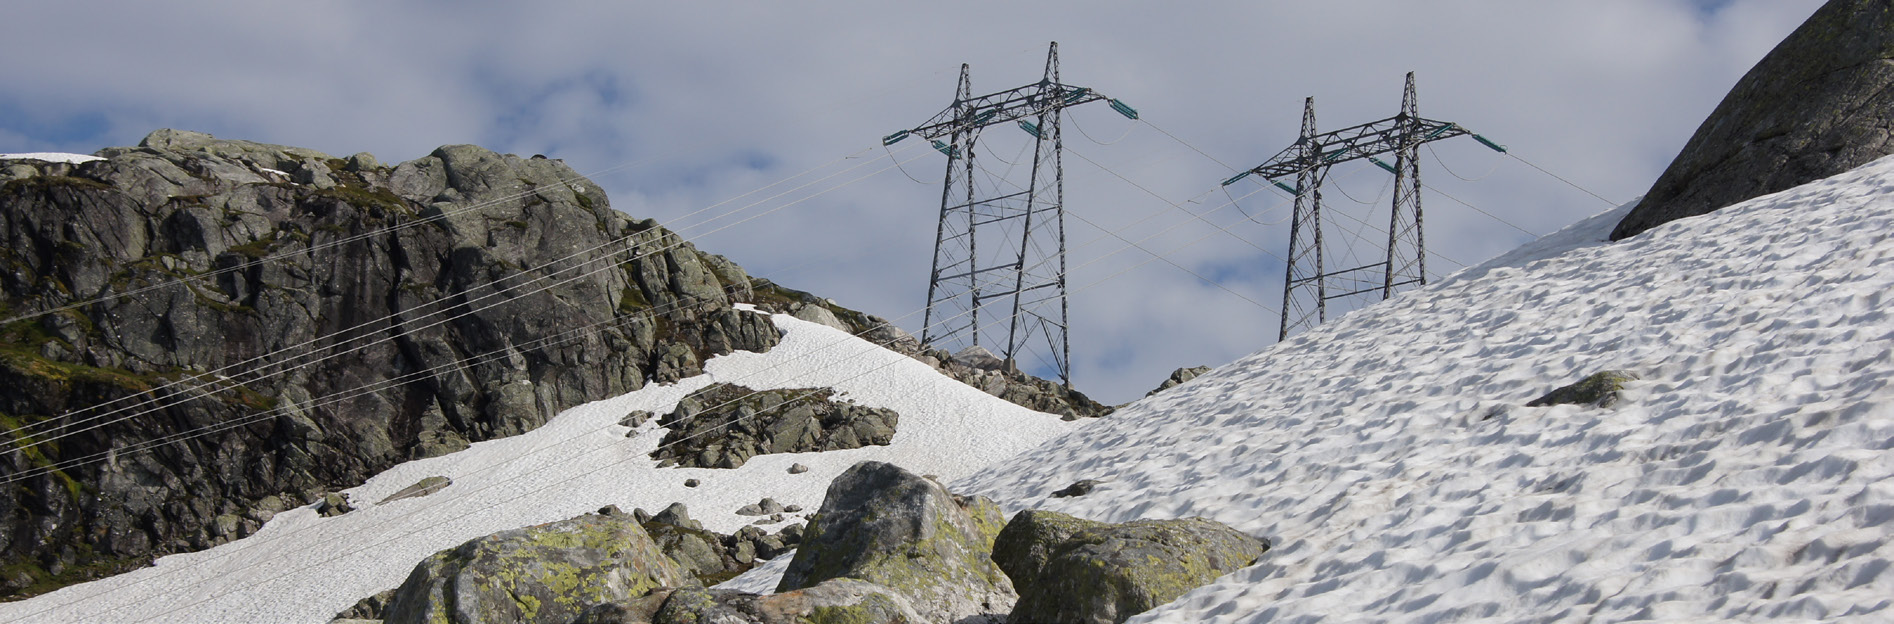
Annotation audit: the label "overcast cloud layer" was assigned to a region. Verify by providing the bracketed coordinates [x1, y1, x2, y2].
[1, 1, 1824, 403]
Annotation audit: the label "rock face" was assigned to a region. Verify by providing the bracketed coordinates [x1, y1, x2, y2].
[778, 461, 1014, 624]
[1612, 0, 1894, 240]
[0, 130, 783, 596]
[381, 511, 694, 624]
[995, 511, 1270, 624]
[651, 384, 898, 469]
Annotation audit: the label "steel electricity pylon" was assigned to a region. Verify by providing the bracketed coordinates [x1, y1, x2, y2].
[1222, 72, 1506, 340]
[885, 42, 1136, 386]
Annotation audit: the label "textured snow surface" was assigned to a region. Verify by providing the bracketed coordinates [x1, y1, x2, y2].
[0, 152, 103, 164]
[0, 313, 1077, 624]
[958, 156, 1894, 622]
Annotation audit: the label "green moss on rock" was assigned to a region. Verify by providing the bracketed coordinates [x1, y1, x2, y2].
[1526, 370, 1637, 408]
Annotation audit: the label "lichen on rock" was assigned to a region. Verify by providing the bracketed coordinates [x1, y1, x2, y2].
[380, 510, 694, 624]
[777, 460, 1014, 624]
[997, 512, 1270, 624]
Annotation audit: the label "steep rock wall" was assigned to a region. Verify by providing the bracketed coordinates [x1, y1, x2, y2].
[0, 130, 778, 597]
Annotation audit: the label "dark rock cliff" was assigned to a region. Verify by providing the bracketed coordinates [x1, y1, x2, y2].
[0, 130, 782, 597]
[1613, 0, 1894, 240]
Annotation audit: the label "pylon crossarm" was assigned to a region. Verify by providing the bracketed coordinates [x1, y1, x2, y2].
[906, 82, 1110, 140]
[1226, 116, 1471, 186]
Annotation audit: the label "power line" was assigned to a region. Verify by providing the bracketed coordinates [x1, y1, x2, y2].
[1508, 151, 1619, 207]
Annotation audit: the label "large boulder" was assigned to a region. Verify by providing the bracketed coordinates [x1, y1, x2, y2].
[381, 511, 694, 624]
[778, 461, 1014, 624]
[1613, 0, 1894, 240]
[996, 511, 1270, 624]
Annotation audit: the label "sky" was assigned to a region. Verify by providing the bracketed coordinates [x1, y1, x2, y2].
[0, 0, 1826, 404]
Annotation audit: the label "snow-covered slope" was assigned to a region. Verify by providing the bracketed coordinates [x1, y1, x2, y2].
[958, 156, 1894, 622]
[0, 311, 1080, 624]
[0, 152, 102, 164]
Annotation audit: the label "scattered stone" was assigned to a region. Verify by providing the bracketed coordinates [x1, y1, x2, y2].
[1526, 370, 1637, 408]
[344, 151, 382, 171]
[784, 505, 802, 513]
[652, 502, 702, 531]
[1146, 366, 1212, 398]
[791, 303, 851, 331]
[997, 511, 1271, 624]
[788, 463, 810, 474]
[377, 476, 452, 505]
[684, 479, 701, 488]
[246, 495, 288, 524]
[619, 410, 653, 429]
[1050, 479, 1103, 498]
[598, 505, 623, 516]
[317, 492, 354, 518]
[951, 345, 1006, 370]
[381, 511, 692, 624]
[652, 384, 899, 469]
[778, 461, 1015, 623]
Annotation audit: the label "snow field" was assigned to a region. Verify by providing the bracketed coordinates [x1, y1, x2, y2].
[958, 156, 1894, 622]
[0, 153, 103, 164]
[0, 311, 1079, 624]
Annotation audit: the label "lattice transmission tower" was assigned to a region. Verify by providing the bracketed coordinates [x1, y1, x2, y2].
[1222, 72, 1506, 339]
[883, 42, 1137, 386]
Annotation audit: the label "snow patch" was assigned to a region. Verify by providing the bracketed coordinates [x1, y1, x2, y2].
[0, 152, 103, 164]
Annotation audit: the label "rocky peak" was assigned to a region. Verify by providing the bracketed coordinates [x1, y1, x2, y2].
[1612, 0, 1894, 240]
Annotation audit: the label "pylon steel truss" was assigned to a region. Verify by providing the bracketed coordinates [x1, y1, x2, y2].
[1222, 72, 1505, 340]
[886, 42, 1134, 387]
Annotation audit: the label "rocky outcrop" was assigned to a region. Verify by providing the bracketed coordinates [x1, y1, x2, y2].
[1146, 366, 1211, 398]
[777, 461, 1013, 624]
[381, 510, 694, 624]
[1612, 0, 1894, 240]
[917, 345, 1114, 420]
[0, 130, 784, 597]
[994, 511, 1270, 624]
[651, 384, 898, 469]
[1526, 370, 1636, 408]
[749, 278, 1113, 419]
